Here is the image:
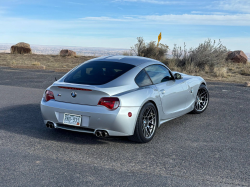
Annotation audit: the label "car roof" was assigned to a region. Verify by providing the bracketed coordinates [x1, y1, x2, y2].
[92, 55, 160, 66]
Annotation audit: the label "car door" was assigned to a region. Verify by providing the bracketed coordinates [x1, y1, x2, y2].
[145, 65, 188, 120]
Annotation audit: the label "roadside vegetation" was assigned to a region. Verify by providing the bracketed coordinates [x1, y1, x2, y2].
[0, 37, 249, 83]
[124, 37, 250, 83]
[0, 53, 95, 72]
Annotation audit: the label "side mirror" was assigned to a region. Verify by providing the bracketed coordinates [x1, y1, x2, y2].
[174, 73, 182, 79]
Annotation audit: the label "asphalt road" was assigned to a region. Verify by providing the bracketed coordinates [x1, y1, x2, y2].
[0, 66, 250, 187]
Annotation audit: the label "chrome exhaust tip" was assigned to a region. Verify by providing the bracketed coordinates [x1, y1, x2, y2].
[95, 130, 109, 138]
[95, 130, 102, 137]
[46, 121, 55, 129]
[102, 131, 109, 137]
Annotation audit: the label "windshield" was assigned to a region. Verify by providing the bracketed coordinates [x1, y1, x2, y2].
[64, 61, 135, 85]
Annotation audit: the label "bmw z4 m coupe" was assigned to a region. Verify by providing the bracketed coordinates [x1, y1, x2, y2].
[40, 56, 209, 143]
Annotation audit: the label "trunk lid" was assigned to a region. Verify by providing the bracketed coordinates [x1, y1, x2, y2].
[50, 82, 110, 105]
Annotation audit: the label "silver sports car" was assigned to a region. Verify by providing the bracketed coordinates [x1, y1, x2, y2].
[40, 56, 209, 143]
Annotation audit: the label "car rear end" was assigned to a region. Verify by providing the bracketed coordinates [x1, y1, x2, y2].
[40, 60, 141, 137]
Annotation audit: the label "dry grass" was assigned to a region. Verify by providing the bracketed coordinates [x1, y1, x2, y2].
[241, 65, 250, 76]
[164, 59, 250, 83]
[214, 67, 227, 78]
[0, 53, 95, 71]
[0, 53, 249, 83]
[31, 61, 41, 66]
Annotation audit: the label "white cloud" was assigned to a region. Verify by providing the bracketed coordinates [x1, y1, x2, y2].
[216, 0, 250, 13]
[0, 13, 250, 52]
[191, 11, 229, 15]
[191, 11, 203, 14]
[81, 14, 250, 26]
[142, 14, 250, 26]
[1, 13, 250, 34]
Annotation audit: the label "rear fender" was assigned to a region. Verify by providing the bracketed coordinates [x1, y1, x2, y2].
[114, 85, 163, 129]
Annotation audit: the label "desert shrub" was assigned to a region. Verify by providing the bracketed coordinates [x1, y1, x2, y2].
[189, 39, 228, 69]
[182, 61, 200, 74]
[171, 43, 190, 67]
[163, 59, 177, 70]
[170, 39, 228, 73]
[131, 37, 145, 56]
[131, 37, 229, 75]
[122, 51, 133, 56]
[241, 64, 250, 76]
[131, 37, 169, 61]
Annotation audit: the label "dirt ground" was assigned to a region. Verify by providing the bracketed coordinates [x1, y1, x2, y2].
[0, 53, 95, 72]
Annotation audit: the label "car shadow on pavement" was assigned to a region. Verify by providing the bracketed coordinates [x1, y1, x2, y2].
[0, 104, 135, 145]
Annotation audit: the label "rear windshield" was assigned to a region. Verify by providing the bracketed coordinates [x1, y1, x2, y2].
[64, 61, 135, 85]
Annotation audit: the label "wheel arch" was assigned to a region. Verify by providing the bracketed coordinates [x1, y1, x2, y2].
[146, 100, 160, 127]
[201, 82, 206, 86]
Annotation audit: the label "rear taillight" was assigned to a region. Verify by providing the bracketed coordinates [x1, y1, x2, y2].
[98, 97, 120, 110]
[45, 90, 55, 102]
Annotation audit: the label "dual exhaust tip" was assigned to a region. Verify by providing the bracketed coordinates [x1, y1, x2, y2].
[95, 130, 109, 138]
[46, 121, 55, 129]
[46, 122, 108, 138]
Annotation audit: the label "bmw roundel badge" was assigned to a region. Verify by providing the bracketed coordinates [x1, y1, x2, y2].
[71, 91, 77, 98]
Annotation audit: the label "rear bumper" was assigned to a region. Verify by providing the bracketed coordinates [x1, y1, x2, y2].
[40, 99, 140, 136]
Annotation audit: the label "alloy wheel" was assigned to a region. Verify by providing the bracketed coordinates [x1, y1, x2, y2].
[195, 87, 209, 112]
[141, 106, 156, 139]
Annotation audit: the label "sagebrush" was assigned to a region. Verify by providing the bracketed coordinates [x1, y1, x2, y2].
[171, 39, 228, 70]
[130, 37, 169, 61]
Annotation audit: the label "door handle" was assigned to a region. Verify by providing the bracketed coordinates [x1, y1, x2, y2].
[160, 89, 165, 94]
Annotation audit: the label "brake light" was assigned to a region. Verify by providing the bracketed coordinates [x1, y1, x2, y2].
[45, 90, 55, 102]
[58, 86, 92, 91]
[98, 97, 120, 110]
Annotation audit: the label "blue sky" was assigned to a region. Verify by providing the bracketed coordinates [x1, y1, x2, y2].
[0, 0, 250, 52]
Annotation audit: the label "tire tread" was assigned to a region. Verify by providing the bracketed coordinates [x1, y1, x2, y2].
[128, 102, 157, 143]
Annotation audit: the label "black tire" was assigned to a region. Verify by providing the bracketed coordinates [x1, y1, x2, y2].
[190, 84, 209, 114]
[128, 102, 158, 143]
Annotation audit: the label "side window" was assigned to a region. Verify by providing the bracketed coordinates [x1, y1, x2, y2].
[135, 69, 152, 87]
[145, 65, 173, 84]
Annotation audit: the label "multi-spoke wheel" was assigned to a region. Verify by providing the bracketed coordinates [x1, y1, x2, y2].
[128, 102, 158, 143]
[191, 84, 209, 114]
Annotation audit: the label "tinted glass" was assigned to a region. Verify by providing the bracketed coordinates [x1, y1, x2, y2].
[64, 61, 135, 85]
[145, 65, 173, 84]
[135, 70, 152, 87]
